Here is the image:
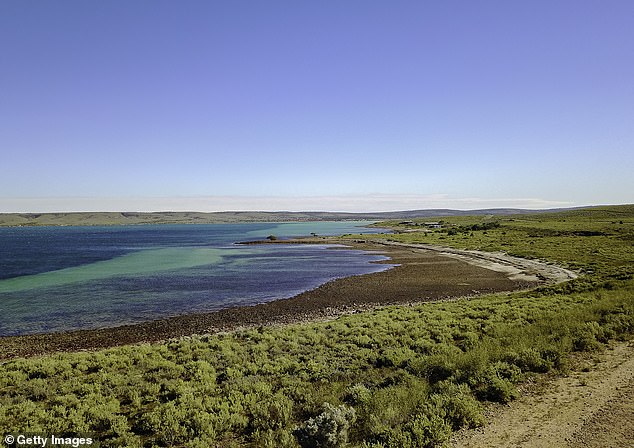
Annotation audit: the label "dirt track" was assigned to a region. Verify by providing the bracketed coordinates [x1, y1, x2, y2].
[451, 342, 634, 448]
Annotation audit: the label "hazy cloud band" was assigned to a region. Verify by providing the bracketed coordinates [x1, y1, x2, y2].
[0, 195, 575, 214]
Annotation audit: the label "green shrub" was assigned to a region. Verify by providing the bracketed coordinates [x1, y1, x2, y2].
[471, 374, 518, 403]
[252, 428, 297, 448]
[430, 382, 485, 429]
[504, 348, 553, 373]
[385, 410, 451, 448]
[345, 384, 371, 406]
[295, 403, 356, 448]
[248, 392, 293, 433]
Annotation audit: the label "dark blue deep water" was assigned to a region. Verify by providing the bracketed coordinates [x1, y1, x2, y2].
[0, 222, 391, 336]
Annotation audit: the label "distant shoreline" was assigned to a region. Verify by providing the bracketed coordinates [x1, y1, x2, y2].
[0, 207, 585, 227]
[0, 212, 378, 227]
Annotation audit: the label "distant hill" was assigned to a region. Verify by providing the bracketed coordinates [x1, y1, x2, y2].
[0, 207, 592, 227]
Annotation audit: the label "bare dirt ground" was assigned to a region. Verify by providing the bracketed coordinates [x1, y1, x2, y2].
[450, 341, 634, 448]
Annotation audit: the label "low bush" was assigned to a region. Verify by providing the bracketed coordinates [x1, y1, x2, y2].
[295, 403, 356, 448]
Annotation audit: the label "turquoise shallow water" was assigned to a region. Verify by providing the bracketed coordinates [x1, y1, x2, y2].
[0, 221, 392, 336]
[0, 247, 226, 293]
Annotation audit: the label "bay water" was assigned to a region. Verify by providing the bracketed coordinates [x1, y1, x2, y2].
[0, 221, 391, 336]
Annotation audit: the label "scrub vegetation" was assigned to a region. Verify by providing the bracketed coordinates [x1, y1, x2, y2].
[1, 206, 633, 447]
[368, 205, 634, 276]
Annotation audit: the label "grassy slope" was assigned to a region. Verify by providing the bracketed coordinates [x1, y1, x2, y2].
[0, 206, 633, 448]
[0, 211, 370, 227]
[363, 205, 634, 274]
[0, 207, 580, 227]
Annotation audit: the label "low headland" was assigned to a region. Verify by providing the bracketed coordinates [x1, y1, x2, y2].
[0, 204, 632, 447]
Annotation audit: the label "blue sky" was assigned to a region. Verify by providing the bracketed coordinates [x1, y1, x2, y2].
[1, 1, 633, 212]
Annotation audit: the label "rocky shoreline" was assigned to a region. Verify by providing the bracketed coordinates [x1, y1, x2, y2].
[0, 239, 566, 359]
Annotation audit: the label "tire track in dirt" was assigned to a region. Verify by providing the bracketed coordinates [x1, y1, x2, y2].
[450, 342, 634, 448]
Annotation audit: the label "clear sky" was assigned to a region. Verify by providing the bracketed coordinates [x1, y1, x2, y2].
[1, 1, 633, 212]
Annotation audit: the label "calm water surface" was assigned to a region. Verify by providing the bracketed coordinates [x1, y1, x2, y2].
[0, 221, 392, 336]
